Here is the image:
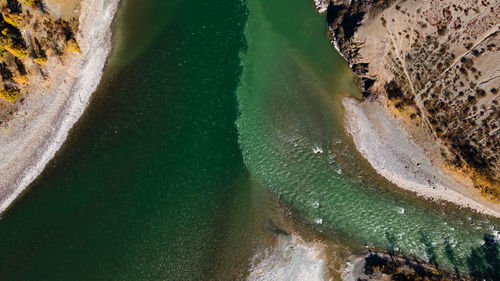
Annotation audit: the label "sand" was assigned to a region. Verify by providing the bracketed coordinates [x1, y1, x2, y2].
[247, 233, 329, 281]
[343, 96, 500, 218]
[0, 0, 119, 214]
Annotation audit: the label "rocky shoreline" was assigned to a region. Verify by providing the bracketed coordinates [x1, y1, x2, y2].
[315, 0, 500, 209]
[343, 251, 465, 281]
[343, 231, 499, 281]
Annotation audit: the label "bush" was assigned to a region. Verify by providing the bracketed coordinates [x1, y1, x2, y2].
[0, 88, 20, 102]
[66, 38, 80, 53]
[20, 0, 40, 8]
[2, 14, 22, 28]
[385, 80, 404, 100]
[33, 57, 47, 65]
[5, 44, 27, 58]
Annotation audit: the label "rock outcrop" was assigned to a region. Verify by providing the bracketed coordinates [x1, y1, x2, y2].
[320, 0, 500, 199]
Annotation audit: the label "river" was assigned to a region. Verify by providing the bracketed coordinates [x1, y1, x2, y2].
[0, 0, 497, 279]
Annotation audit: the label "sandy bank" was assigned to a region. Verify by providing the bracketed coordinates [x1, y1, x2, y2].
[343, 97, 500, 218]
[0, 0, 119, 214]
[248, 233, 329, 281]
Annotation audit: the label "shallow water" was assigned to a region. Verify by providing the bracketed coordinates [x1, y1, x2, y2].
[236, 0, 500, 275]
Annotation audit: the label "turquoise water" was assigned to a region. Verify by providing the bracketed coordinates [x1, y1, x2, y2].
[236, 0, 500, 275]
[0, 0, 497, 279]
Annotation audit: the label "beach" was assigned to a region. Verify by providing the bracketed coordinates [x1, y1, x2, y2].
[343, 96, 500, 218]
[0, 0, 119, 213]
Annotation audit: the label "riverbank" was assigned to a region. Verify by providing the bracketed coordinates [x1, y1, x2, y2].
[0, 0, 119, 213]
[342, 251, 468, 281]
[344, 96, 500, 218]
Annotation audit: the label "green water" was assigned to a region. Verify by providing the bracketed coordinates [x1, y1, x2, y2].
[0, 0, 256, 279]
[236, 0, 500, 275]
[0, 0, 497, 279]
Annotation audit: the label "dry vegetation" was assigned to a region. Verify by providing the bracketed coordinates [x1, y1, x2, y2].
[326, 0, 500, 199]
[0, 0, 79, 123]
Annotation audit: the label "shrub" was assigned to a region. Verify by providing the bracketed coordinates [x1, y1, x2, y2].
[385, 80, 404, 100]
[20, 0, 40, 7]
[0, 88, 20, 102]
[467, 95, 477, 104]
[33, 57, 47, 65]
[476, 89, 486, 97]
[380, 17, 387, 27]
[2, 14, 22, 28]
[66, 38, 80, 53]
[12, 75, 27, 84]
[5, 44, 27, 58]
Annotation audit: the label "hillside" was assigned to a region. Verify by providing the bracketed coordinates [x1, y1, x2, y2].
[317, 0, 500, 200]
